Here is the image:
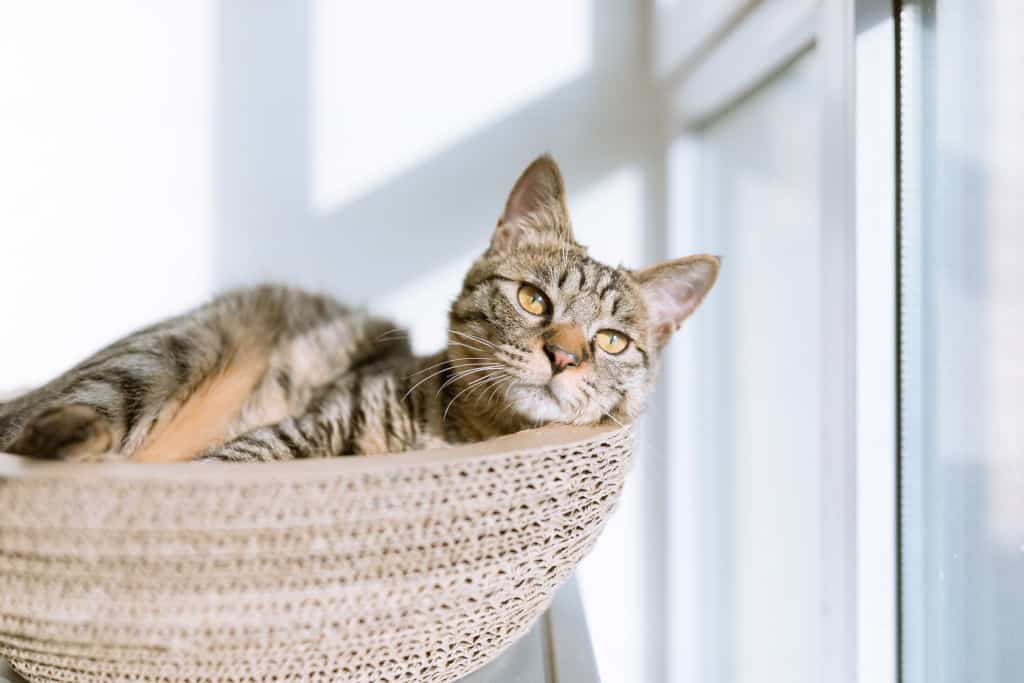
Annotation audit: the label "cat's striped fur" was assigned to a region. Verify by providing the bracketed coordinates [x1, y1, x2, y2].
[0, 156, 719, 463]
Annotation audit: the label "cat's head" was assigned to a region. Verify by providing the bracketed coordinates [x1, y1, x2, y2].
[448, 155, 718, 429]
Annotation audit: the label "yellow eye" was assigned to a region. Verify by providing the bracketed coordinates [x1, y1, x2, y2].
[595, 329, 629, 354]
[517, 284, 550, 316]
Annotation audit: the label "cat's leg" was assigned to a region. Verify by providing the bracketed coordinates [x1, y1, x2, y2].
[199, 368, 376, 463]
[196, 413, 341, 462]
[0, 319, 226, 460]
[200, 323, 418, 463]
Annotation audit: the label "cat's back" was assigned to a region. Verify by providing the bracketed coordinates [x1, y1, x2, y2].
[200, 284, 355, 340]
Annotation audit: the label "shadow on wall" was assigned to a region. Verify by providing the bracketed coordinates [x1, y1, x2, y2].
[211, 0, 665, 300]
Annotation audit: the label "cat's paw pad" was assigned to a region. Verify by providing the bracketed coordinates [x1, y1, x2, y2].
[13, 405, 116, 459]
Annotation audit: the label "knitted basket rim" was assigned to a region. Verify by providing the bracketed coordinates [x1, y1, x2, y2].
[0, 423, 622, 481]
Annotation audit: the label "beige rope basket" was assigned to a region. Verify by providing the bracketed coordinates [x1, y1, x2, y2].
[0, 424, 633, 683]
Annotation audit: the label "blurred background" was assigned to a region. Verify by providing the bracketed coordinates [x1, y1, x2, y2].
[0, 1, 1021, 682]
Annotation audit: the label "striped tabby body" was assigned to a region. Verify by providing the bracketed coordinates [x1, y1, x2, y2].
[0, 156, 719, 463]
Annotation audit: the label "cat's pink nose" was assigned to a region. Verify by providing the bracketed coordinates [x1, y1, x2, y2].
[544, 343, 579, 373]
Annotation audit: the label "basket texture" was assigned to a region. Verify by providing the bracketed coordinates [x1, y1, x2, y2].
[0, 425, 633, 683]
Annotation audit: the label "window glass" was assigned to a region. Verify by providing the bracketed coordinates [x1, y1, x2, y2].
[900, 2, 1024, 681]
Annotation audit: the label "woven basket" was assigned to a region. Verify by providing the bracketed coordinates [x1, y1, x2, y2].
[0, 424, 633, 683]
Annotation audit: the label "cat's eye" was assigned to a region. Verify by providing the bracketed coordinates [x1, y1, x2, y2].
[595, 329, 629, 355]
[516, 284, 550, 316]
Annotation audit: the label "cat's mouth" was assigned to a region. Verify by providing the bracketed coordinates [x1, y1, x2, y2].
[544, 376, 579, 405]
[501, 373, 580, 423]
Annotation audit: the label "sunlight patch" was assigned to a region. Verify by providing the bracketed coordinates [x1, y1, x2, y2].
[312, 0, 591, 213]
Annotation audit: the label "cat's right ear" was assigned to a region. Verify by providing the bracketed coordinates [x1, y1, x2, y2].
[490, 155, 573, 254]
[635, 254, 720, 348]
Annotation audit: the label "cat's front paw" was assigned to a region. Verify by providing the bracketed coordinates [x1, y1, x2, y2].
[13, 405, 117, 460]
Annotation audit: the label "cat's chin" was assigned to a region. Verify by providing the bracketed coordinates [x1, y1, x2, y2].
[502, 380, 575, 425]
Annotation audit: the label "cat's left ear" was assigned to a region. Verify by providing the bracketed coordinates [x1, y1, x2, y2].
[490, 155, 573, 254]
[635, 254, 720, 348]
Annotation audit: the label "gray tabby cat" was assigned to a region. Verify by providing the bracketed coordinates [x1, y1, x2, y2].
[0, 156, 719, 463]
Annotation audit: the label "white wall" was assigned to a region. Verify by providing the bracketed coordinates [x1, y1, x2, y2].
[0, 2, 215, 388]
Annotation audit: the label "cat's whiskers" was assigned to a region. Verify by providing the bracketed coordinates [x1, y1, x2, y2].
[436, 365, 504, 395]
[407, 357, 491, 377]
[447, 341, 490, 355]
[448, 329, 498, 350]
[487, 382, 520, 419]
[603, 412, 626, 429]
[500, 395, 517, 416]
[401, 361, 501, 403]
[482, 376, 512, 406]
[400, 362, 483, 402]
[407, 362, 497, 391]
[468, 376, 513, 421]
[568, 394, 584, 421]
[442, 372, 507, 421]
[454, 377, 508, 421]
[376, 328, 410, 342]
[574, 383, 599, 419]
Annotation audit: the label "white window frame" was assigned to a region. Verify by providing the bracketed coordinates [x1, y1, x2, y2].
[660, 1, 898, 682]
